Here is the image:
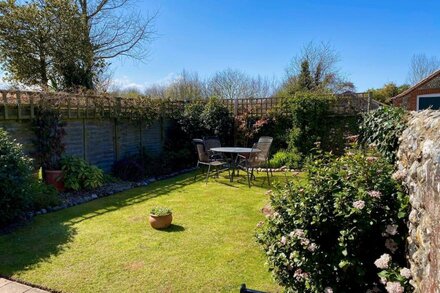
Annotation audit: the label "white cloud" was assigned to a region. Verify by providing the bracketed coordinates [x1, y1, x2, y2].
[110, 72, 181, 92]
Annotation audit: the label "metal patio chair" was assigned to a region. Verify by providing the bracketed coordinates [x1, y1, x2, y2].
[203, 136, 223, 160]
[237, 137, 273, 187]
[192, 139, 228, 183]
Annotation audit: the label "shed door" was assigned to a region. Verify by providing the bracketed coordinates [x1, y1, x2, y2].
[418, 95, 440, 110]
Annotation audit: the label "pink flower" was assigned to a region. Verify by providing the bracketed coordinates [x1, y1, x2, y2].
[300, 238, 310, 246]
[256, 221, 264, 228]
[368, 190, 382, 198]
[366, 156, 378, 163]
[280, 236, 287, 245]
[324, 287, 333, 293]
[385, 238, 399, 253]
[307, 243, 318, 252]
[386, 224, 398, 236]
[289, 229, 305, 238]
[400, 267, 412, 279]
[265, 190, 273, 196]
[293, 269, 303, 280]
[353, 200, 365, 210]
[374, 253, 391, 269]
[385, 281, 404, 293]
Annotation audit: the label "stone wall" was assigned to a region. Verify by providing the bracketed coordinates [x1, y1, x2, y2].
[396, 110, 440, 292]
[0, 118, 167, 172]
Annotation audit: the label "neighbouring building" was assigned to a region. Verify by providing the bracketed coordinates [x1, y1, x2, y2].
[392, 69, 440, 111]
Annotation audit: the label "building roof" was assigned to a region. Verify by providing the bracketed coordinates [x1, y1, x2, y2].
[392, 69, 440, 100]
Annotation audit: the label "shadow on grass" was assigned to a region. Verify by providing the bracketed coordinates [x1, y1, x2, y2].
[0, 172, 198, 277]
[161, 224, 185, 233]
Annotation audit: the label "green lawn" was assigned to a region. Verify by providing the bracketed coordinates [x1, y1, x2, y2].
[0, 171, 297, 292]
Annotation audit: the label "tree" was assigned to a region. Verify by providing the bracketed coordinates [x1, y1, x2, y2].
[407, 54, 440, 85]
[165, 70, 205, 100]
[367, 83, 410, 104]
[206, 68, 277, 99]
[76, 0, 156, 89]
[0, 0, 155, 90]
[280, 41, 354, 95]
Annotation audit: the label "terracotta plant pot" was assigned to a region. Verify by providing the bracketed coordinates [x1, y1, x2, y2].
[149, 214, 173, 229]
[44, 170, 65, 192]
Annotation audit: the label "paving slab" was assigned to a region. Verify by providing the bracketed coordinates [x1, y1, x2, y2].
[0, 278, 49, 293]
[0, 279, 11, 288]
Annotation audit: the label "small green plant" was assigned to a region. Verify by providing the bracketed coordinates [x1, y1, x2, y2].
[269, 149, 301, 169]
[150, 207, 172, 216]
[61, 156, 104, 191]
[28, 181, 61, 210]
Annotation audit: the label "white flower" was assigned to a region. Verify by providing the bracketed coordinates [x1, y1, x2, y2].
[324, 287, 333, 293]
[368, 190, 382, 198]
[400, 267, 412, 279]
[385, 281, 404, 293]
[353, 200, 365, 210]
[385, 238, 399, 253]
[265, 189, 273, 196]
[374, 253, 391, 269]
[386, 224, 398, 236]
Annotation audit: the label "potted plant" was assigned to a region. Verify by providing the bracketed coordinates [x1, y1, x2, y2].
[149, 207, 173, 229]
[32, 106, 66, 191]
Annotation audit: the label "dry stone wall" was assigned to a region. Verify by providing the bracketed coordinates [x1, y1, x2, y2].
[396, 110, 440, 293]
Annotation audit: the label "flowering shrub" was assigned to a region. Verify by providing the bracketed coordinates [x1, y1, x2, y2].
[256, 149, 412, 292]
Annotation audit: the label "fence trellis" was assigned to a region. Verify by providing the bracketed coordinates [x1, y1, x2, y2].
[0, 90, 378, 121]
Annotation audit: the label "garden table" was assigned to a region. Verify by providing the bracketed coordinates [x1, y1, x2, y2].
[210, 147, 260, 182]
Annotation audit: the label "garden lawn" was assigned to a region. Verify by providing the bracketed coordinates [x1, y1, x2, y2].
[0, 171, 299, 292]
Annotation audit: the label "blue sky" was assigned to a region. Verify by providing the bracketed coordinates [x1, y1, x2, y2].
[110, 0, 439, 92]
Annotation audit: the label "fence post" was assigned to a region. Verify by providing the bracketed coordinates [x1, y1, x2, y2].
[82, 118, 87, 160]
[16, 92, 22, 120]
[2, 92, 8, 120]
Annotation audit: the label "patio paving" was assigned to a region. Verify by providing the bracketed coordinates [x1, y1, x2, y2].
[0, 278, 48, 293]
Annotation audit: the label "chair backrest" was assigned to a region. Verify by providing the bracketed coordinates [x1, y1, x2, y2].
[258, 136, 273, 144]
[192, 139, 209, 162]
[203, 136, 221, 152]
[248, 141, 271, 166]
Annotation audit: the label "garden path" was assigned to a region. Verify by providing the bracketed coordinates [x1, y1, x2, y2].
[0, 278, 49, 292]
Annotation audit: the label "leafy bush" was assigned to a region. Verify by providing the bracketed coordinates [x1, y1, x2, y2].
[284, 92, 334, 155]
[269, 150, 301, 169]
[28, 181, 61, 210]
[0, 128, 34, 226]
[257, 149, 411, 292]
[61, 156, 104, 190]
[112, 156, 146, 181]
[179, 97, 233, 143]
[359, 107, 407, 163]
[150, 206, 172, 216]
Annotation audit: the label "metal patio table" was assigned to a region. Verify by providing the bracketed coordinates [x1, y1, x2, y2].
[210, 147, 260, 182]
